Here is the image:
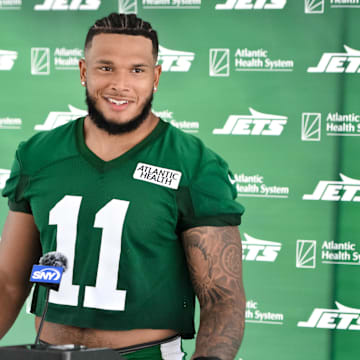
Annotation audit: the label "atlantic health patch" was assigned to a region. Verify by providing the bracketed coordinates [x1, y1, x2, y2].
[133, 163, 182, 190]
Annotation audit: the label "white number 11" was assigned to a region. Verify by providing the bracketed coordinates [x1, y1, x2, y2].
[48, 195, 129, 311]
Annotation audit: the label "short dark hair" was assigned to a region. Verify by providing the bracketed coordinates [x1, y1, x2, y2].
[84, 13, 159, 60]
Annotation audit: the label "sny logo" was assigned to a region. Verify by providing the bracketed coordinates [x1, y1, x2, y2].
[30, 265, 63, 284]
[242, 233, 281, 262]
[298, 302, 360, 330]
[209, 49, 230, 77]
[213, 108, 287, 136]
[35, 105, 87, 130]
[157, 45, 195, 72]
[215, 0, 286, 10]
[34, 0, 100, 10]
[303, 173, 360, 202]
[0, 50, 17, 71]
[308, 45, 360, 73]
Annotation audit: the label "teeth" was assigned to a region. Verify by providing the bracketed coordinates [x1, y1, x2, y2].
[108, 98, 128, 105]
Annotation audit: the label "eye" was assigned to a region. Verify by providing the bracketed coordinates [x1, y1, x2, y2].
[132, 67, 143, 73]
[100, 66, 112, 72]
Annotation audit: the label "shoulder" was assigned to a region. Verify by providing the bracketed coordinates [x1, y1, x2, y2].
[162, 121, 226, 175]
[16, 118, 80, 173]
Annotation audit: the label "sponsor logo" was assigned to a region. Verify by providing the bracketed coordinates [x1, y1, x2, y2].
[246, 299, 284, 325]
[298, 302, 360, 330]
[209, 49, 230, 77]
[31, 48, 50, 75]
[235, 48, 294, 72]
[231, 173, 289, 198]
[303, 173, 360, 202]
[157, 45, 195, 72]
[118, 0, 137, 13]
[326, 112, 360, 136]
[142, 0, 201, 9]
[322, 240, 360, 265]
[330, 0, 360, 8]
[216, 0, 286, 9]
[305, 0, 324, 13]
[0, 169, 10, 189]
[30, 265, 63, 283]
[296, 240, 316, 268]
[0, 0, 21, 10]
[133, 163, 182, 189]
[308, 45, 360, 73]
[301, 113, 321, 141]
[297, 239, 360, 268]
[0, 117, 22, 130]
[302, 112, 360, 140]
[35, 105, 87, 130]
[242, 233, 282, 262]
[34, 0, 100, 10]
[153, 110, 199, 133]
[31, 47, 83, 75]
[305, 0, 360, 14]
[213, 108, 287, 136]
[0, 50, 17, 71]
[54, 47, 83, 70]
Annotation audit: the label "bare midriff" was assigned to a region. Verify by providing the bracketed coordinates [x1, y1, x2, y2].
[35, 317, 178, 349]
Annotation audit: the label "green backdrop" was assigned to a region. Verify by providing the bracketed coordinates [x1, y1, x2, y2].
[0, 0, 359, 359]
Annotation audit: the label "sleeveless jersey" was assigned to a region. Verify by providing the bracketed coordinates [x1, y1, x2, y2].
[2, 117, 244, 338]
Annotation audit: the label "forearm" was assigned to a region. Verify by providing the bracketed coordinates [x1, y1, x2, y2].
[0, 274, 31, 339]
[192, 300, 245, 360]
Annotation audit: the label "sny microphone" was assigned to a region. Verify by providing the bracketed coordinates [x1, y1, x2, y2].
[30, 251, 68, 345]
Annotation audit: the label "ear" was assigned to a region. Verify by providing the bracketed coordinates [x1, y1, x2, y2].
[153, 64, 162, 92]
[79, 59, 87, 85]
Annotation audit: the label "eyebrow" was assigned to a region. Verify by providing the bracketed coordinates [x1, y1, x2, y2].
[94, 60, 150, 67]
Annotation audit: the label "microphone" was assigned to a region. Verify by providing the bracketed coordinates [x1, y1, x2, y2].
[30, 251, 68, 346]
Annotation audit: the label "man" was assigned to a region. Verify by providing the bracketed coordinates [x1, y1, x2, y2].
[0, 13, 245, 360]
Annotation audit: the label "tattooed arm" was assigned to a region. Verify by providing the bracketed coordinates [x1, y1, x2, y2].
[182, 226, 245, 360]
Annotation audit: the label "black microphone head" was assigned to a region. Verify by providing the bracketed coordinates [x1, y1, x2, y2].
[39, 251, 68, 272]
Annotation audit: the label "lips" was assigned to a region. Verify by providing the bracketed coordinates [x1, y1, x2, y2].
[104, 96, 133, 111]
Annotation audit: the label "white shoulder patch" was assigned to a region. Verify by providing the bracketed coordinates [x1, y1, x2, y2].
[133, 163, 182, 190]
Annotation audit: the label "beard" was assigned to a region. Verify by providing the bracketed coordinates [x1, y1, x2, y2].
[85, 89, 153, 135]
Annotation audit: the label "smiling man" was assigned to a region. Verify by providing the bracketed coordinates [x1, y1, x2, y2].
[0, 13, 245, 360]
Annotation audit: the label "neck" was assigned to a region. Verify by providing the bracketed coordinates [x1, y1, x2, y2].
[83, 113, 159, 161]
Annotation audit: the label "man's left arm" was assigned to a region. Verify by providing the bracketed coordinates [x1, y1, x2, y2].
[182, 226, 245, 360]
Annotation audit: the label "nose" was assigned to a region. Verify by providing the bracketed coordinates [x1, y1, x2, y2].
[110, 70, 130, 92]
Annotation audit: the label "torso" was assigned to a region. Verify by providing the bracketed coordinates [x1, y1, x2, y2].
[36, 318, 178, 348]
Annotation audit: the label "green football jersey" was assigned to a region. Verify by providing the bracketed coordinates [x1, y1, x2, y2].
[2, 117, 244, 338]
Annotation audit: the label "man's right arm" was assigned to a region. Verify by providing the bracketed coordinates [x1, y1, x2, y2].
[0, 210, 41, 339]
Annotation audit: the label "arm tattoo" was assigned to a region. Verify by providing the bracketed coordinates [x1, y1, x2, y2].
[182, 226, 245, 360]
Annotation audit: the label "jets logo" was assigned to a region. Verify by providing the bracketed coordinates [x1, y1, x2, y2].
[0, 50, 17, 71]
[298, 302, 360, 330]
[303, 173, 360, 202]
[34, 0, 100, 10]
[0, 169, 11, 189]
[213, 108, 287, 136]
[215, 0, 286, 10]
[35, 105, 87, 130]
[157, 45, 195, 72]
[308, 45, 360, 73]
[242, 233, 282, 262]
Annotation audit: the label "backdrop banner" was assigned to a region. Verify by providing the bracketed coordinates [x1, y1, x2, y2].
[0, 1, 359, 359]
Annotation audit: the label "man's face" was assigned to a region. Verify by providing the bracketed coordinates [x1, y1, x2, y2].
[79, 33, 161, 134]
